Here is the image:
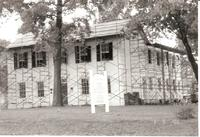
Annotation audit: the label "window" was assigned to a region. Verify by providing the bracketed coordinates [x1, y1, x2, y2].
[19, 82, 26, 98]
[97, 42, 113, 61]
[14, 52, 28, 69]
[158, 78, 161, 91]
[173, 79, 176, 92]
[32, 51, 46, 67]
[38, 82, 44, 97]
[166, 79, 171, 91]
[148, 49, 152, 64]
[156, 52, 160, 66]
[142, 77, 147, 90]
[165, 52, 169, 66]
[172, 55, 175, 68]
[81, 78, 89, 94]
[61, 50, 68, 64]
[108, 78, 111, 93]
[178, 81, 181, 91]
[75, 46, 91, 63]
[149, 77, 153, 90]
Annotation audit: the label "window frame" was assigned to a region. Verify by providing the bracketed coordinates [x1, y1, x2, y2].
[158, 78, 161, 91]
[14, 52, 28, 69]
[19, 82, 26, 98]
[32, 51, 46, 68]
[97, 42, 113, 61]
[81, 78, 89, 94]
[61, 50, 68, 64]
[75, 46, 91, 63]
[149, 77, 153, 90]
[38, 82, 44, 97]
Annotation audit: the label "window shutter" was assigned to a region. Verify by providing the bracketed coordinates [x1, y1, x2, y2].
[14, 53, 18, 69]
[148, 49, 151, 64]
[24, 52, 28, 68]
[42, 52, 46, 66]
[32, 52, 36, 68]
[75, 46, 80, 63]
[87, 46, 91, 62]
[109, 42, 113, 60]
[96, 44, 101, 61]
[166, 52, 169, 66]
[157, 52, 160, 66]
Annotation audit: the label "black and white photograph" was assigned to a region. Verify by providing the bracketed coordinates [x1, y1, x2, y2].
[0, 0, 198, 136]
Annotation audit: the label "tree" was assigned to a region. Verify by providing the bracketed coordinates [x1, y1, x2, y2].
[95, 0, 198, 82]
[130, 0, 198, 82]
[0, 0, 92, 106]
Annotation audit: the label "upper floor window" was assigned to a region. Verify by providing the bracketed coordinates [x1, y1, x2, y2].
[19, 82, 26, 98]
[165, 52, 169, 66]
[32, 51, 46, 67]
[148, 49, 152, 64]
[14, 52, 28, 69]
[61, 50, 68, 64]
[172, 55, 175, 68]
[38, 82, 44, 97]
[97, 42, 113, 61]
[75, 46, 91, 63]
[156, 51, 160, 66]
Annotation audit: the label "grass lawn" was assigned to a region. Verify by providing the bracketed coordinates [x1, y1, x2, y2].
[0, 104, 198, 136]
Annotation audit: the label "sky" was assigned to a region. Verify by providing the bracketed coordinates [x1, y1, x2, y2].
[0, 10, 177, 47]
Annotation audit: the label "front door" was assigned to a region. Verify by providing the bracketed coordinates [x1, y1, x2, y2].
[61, 82, 68, 105]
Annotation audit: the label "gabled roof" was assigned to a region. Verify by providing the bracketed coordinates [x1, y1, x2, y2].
[7, 33, 37, 49]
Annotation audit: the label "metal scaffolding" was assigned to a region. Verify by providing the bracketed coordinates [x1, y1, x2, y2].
[0, 20, 196, 109]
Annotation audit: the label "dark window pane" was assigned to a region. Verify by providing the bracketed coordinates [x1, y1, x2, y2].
[38, 82, 44, 97]
[75, 46, 80, 63]
[157, 52, 160, 66]
[148, 49, 152, 64]
[166, 52, 169, 66]
[32, 52, 36, 68]
[19, 82, 26, 98]
[14, 53, 18, 69]
[108, 78, 111, 93]
[82, 79, 89, 94]
[96, 44, 101, 61]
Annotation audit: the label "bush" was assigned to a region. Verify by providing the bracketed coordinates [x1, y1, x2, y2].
[177, 106, 195, 120]
[191, 93, 198, 103]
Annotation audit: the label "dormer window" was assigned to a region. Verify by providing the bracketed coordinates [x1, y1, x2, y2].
[14, 52, 28, 69]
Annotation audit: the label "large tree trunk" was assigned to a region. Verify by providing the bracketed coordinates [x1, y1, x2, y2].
[53, 0, 63, 106]
[181, 35, 198, 82]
